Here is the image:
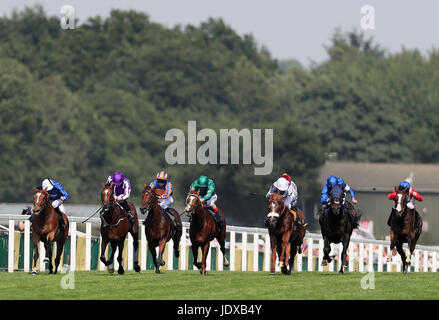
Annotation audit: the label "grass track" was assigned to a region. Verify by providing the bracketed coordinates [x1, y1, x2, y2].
[0, 270, 438, 300]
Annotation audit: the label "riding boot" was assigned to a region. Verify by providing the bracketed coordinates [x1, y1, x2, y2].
[121, 201, 134, 223]
[292, 206, 308, 228]
[214, 211, 223, 231]
[165, 208, 180, 231]
[414, 210, 421, 232]
[55, 207, 65, 233]
[346, 205, 358, 229]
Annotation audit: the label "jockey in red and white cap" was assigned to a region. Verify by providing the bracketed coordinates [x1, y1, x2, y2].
[265, 173, 306, 227]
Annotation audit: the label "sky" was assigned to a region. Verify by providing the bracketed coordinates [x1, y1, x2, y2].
[1, 0, 438, 66]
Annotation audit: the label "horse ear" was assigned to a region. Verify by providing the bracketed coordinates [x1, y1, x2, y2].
[102, 182, 105, 188]
[394, 186, 396, 192]
[144, 184, 147, 189]
[33, 186, 38, 192]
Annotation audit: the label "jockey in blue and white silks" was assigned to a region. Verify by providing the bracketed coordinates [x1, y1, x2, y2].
[40, 178, 69, 230]
[320, 175, 357, 206]
[320, 175, 359, 228]
[106, 171, 134, 222]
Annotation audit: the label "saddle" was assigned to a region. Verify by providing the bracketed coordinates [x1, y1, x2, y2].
[163, 207, 180, 240]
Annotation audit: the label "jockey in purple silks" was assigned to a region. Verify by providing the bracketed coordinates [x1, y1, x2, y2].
[105, 171, 134, 223]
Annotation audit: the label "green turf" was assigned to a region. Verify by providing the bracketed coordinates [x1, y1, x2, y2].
[0, 270, 438, 300]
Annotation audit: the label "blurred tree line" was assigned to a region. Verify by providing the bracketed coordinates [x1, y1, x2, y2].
[1, 6, 438, 227]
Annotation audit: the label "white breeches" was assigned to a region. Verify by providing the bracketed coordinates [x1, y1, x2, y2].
[204, 194, 218, 207]
[51, 199, 66, 214]
[158, 196, 173, 209]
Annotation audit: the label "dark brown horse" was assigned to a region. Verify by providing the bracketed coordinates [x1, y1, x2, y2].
[31, 187, 69, 275]
[140, 185, 182, 273]
[184, 190, 229, 275]
[266, 193, 306, 275]
[386, 186, 423, 275]
[99, 183, 140, 274]
[319, 185, 358, 274]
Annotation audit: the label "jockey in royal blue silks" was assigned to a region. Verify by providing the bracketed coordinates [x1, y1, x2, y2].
[38, 178, 70, 231]
[320, 175, 359, 228]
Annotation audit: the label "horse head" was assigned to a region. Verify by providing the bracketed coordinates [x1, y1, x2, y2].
[184, 189, 202, 220]
[394, 186, 410, 217]
[267, 193, 286, 228]
[33, 187, 50, 216]
[101, 182, 115, 214]
[140, 185, 159, 215]
[329, 185, 345, 215]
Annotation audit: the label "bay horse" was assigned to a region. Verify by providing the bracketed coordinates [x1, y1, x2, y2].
[319, 185, 358, 274]
[266, 193, 306, 275]
[99, 183, 140, 274]
[140, 185, 182, 273]
[31, 187, 69, 274]
[386, 186, 423, 275]
[184, 190, 229, 275]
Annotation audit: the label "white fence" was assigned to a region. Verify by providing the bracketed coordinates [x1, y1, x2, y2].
[1, 214, 439, 273]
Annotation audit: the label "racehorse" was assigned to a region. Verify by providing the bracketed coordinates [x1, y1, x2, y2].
[386, 186, 423, 275]
[184, 189, 229, 275]
[266, 193, 306, 275]
[140, 185, 182, 273]
[31, 187, 69, 274]
[319, 185, 359, 274]
[99, 183, 140, 274]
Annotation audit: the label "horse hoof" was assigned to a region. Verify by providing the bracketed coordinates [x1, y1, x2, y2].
[31, 271, 37, 276]
[321, 261, 327, 266]
[155, 269, 160, 274]
[269, 272, 275, 276]
[224, 262, 230, 267]
[174, 250, 180, 258]
[108, 268, 115, 274]
[386, 257, 392, 262]
[160, 260, 165, 267]
[134, 265, 141, 272]
[339, 270, 344, 275]
[118, 268, 124, 275]
[43, 258, 49, 263]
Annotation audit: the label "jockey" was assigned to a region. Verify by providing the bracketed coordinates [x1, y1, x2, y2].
[387, 180, 423, 228]
[106, 171, 134, 223]
[40, 178, 69, 231]
[149, 171, 180, 230]
[320, 175, 359, 228]
[265, 173, 307, 228]
[189, 175, 222, 228]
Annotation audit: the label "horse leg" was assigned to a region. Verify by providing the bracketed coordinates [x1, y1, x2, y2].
[395, 242, 408, 275]
[100, 237, 109, 266]
[42, 239, 53, 273]
[172, 228, 182, 259]
[322, 237, 332, 266]
[405, 234, 415, 266]
[200, 242, 210, 276]
[32, 236, 40, 275]
[279, 231, 291, 269]
[339, 237, 350, 274]
[386, 230, 396, 262]
[157, 239, 166, 268]
[216, 231, 229, 267]
[107, 242, 117, 274]
[54, 239, 65, 274]
[192, 243, 202, 270]
[288, 244, 297, 275]
[148, 243, 159, 273]
[130, 230, 141, 272]
[117, 241, 125, 275]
